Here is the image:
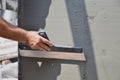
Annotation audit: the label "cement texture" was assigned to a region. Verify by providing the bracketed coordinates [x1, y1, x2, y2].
[19, 0, 120, 80]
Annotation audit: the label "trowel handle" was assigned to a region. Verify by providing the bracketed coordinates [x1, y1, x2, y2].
[39, 32, 50, 40]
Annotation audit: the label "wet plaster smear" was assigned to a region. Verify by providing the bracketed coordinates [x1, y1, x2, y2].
[46, 0, 120, 80]
[19, 0, 120, 80]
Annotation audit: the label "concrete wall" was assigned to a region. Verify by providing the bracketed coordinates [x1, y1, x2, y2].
[19, 0, 120, 80]
[85, 0, 120, 80]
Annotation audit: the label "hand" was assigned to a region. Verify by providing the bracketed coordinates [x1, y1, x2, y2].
[26, 31, 52, 51]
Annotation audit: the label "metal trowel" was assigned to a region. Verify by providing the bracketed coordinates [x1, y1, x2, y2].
[19, 31, 86, 61]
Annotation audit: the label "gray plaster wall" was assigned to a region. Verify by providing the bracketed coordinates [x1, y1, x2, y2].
[19, 0, 120, 80]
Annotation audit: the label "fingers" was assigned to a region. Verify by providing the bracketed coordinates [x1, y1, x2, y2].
[26, 31, 53, 51]
[31, 37, 52, 51]
[39, 37, 53, 51]
[38, 42, 51, 51]
[40, 36, 53, 47]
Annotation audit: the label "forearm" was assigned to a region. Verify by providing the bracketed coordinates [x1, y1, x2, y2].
[0, 18, 52, 50]
[0, 18, 28, 44]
